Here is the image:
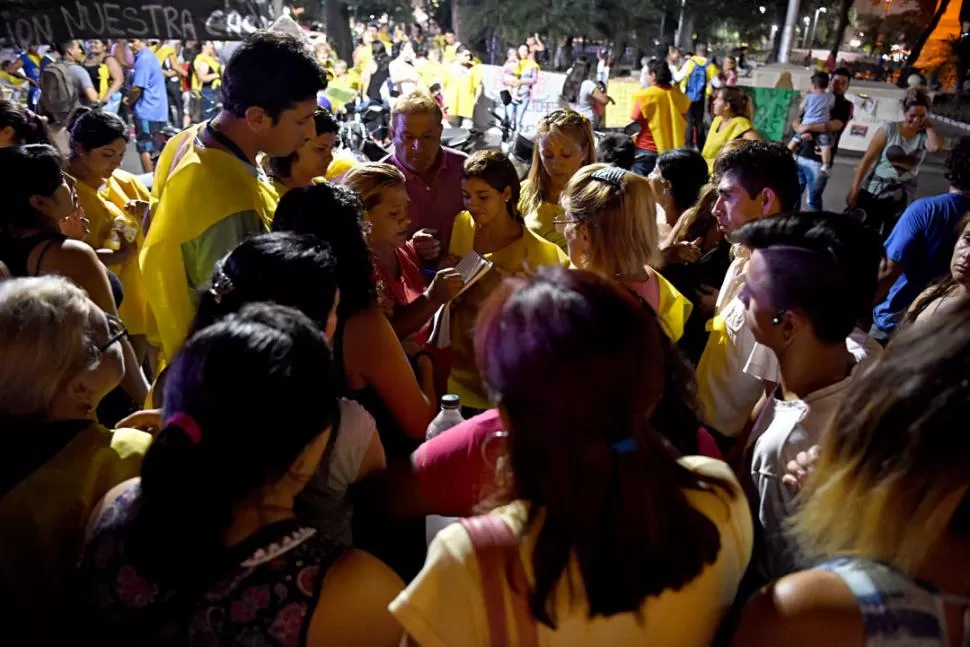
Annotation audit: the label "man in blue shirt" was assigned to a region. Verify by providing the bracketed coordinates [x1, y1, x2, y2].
[128, 38, 169, 173]
[872, 136, 970, 343]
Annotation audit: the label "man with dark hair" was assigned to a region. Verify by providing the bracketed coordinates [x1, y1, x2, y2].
[792, 67, 853, 210]
[128, 38, 169, 172]
[629, 58, 690, 176]
[41, 40, 98, 126]
[678, 43, 719, 150]
[870, 136, 970, 345]
[596, 132, 635, 170]
[732, 211, 883, 579]
[696, 140, 800, 439]
[141, 31, 327, 359]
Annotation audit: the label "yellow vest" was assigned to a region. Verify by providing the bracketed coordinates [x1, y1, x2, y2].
[140, 124, 279, 360]
[631, 84, 692, 153]
[444, 63, 484, 120]
[76, 170, 151, 335]
[446, 210, 569, 408]
[192, 53, 222, 92]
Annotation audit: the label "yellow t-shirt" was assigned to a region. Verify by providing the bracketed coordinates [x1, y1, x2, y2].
[521, 198, 566, 251]
[76, 170, 151, 335]
[390, 456, 753, 647]
[701, 115, 755, 172]
[447, 210, 569, 409]
[0, 423, 151, 645]
[445, 63, 484, 120]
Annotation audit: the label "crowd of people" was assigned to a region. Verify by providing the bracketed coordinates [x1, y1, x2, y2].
[2, 25, 970, 647]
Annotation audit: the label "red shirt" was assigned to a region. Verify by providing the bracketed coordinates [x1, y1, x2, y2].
[375, 243, 430, 343]
[386, 147, 467, 252]
[411, 409, 722, 516]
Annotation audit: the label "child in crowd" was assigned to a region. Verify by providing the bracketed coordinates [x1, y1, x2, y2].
[789, 71, 835, 175]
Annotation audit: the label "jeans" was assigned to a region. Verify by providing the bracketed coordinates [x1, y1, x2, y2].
[795, 156, 827, 211]
[632, 150, 658, 176]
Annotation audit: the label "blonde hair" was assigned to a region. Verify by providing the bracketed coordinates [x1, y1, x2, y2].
[562, 163, 661, 274]
[520, 108, 595, 217]
[790, 299, 970, 573]
[341, 162, 406, 212]
[0, 276, 99, 418]
[391, 90, 443, 124]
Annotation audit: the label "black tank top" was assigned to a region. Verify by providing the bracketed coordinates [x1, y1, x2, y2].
[367, 61, 391, 102]
[0, 231, 124, 307]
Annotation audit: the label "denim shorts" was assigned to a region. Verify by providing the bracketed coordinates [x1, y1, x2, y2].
[134, 119, 165, 154]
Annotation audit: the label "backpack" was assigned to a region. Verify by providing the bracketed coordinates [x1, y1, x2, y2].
[39, 62, 79, 124]
[685, 58, 710, 102]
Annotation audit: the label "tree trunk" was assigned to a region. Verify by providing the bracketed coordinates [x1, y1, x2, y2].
[904, 0, 952, 71]
[827, 0, 852, 62]
[452, 0, 461, 39]
[325, 0, 354, 62]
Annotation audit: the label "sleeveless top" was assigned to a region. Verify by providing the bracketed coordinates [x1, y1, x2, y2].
[0, 231, 125, 308]
[367, 61, 391, 102]
[332, 312, 417, 463]
[79, 483, 344, 647]
[865, 121, 928, 200]
[816, 557, 970, 646]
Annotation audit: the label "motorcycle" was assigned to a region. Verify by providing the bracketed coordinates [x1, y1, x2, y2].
[441, 90, 515, 155]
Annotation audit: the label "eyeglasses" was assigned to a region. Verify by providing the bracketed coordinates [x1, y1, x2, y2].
[98, 315, 128, 353]
[552, 217, 580, 235]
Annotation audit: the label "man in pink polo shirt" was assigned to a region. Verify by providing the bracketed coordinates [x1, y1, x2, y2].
[385, 91, 467, 262]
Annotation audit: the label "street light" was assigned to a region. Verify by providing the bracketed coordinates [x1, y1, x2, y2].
[759, 4, 766, 13]
[809, 7, 827, 49]
[802, 15, 811, 49]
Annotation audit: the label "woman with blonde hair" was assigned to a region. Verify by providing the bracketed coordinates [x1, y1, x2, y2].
[0, 276, 151, 646]
[557, 163, 693, 341]
[519, 108, 595, 250]
[448, 149, 568, 410]
[701, 86, 760, 171]
[342, 162, 463, 343]
[731, 297, 970, 646]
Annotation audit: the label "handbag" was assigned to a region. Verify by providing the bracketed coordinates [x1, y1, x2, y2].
[459, 516, 538, 647]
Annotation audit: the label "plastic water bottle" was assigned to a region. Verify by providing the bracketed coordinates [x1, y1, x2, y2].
[425, 394, 464, 440]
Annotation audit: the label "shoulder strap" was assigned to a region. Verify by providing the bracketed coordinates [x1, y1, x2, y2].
[460, 516, 538, 647]
[32, 236, 63, 276]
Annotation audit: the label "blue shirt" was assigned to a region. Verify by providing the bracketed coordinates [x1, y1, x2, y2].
[873, 192, 970, 332]
[130, 48, 168, 123]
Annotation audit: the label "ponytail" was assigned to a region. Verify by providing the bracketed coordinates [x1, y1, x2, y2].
[126, 304, 339, 588]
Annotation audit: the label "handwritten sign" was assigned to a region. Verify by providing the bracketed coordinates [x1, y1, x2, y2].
[0, 0, 279, 45]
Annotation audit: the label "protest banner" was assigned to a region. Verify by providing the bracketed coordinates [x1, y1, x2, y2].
[0, 0, 280, 45]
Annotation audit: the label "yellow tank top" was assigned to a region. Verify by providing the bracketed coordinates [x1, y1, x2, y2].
[701, 116, 755, 171]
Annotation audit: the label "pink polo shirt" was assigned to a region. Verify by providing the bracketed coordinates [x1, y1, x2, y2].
[386, 146, 467, 250]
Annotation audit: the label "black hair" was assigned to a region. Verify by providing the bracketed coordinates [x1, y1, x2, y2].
[833, 67, 851, 79]
[810, 71, 829, 89]
[53, 40, 76, 58]
[272, 183, 377, 319]
[596, 133, 635, 170]
[945, 136, 970, 191]
[0, 99, 52, 147]
[647, 58, 673, 85]
[0, 144, 64, 238]
[222, 31, 327, 122]
[656, 148, 709, 212]
[902, 87, 930, 111]
[265, 109, 340, 181]
[126, 303, 339, 588]
[733, 211, 883, 343]
[713, 140, 800, 213]
[372, 40, 390, 66]
[193, 232, 339, 336]
[66, 106, 129, 154]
